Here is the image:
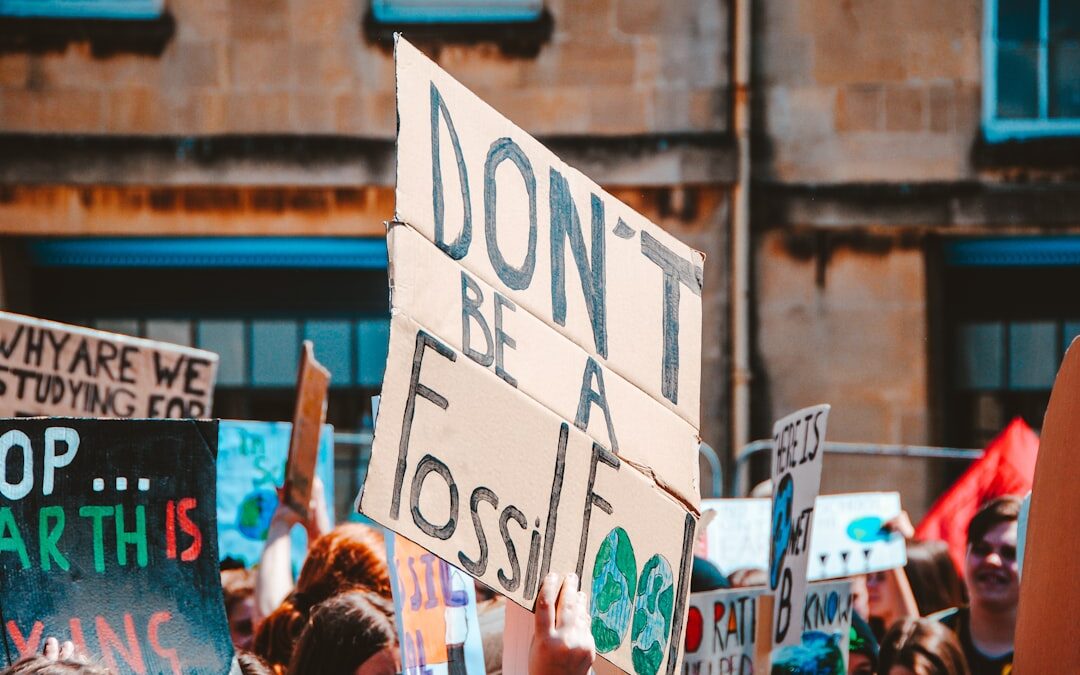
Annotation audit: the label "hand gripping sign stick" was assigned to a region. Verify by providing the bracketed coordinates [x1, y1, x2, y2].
[283, 341, 330, 520]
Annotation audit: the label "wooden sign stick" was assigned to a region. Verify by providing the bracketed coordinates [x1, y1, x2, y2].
[284, 341, 330, 519]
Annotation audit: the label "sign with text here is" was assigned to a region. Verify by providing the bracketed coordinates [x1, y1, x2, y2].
[768, 405, 829, 649]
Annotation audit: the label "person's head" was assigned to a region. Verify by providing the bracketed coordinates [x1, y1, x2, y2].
[849, 575, 870, 620]
[848, 612, 879, 675]
[222, 567, 257, 651]
[690, 556, 730, 592]
[286, 591, 398, 675]
[727, 567, 768, 588]
[964, 496, 1021, 612]
[253, 524, 389, 668]
[903, 540, 966, 615]
[0, 656, 110, 675]
[878, 618, 969, 675]
[865, 570, 896, 620]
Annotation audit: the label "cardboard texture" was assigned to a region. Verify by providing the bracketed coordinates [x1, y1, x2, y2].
[1014, 339, 1080, 672]
[216, 420, 335, 571]
[394, 38, 704, 438]
[359, 314, 696, 675]
[284, 341, 330, 519]
[684, 580, 852, 675]
[0, 311, 218, 419]
[700, 493, 907, 581]
[358, 36, 703, 675]
[0, 418, 233, 674]
[387, 223, 700, 504]
[768, 405, 829, 649]
[387, 533, 486, 675]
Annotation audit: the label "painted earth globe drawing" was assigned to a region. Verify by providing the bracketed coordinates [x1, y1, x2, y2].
[631, 554, 674, 675]
[590, 526, 637, 653]
[237, 488, 278, 540]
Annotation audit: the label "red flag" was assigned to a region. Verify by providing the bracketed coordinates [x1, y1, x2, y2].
[915, 417, 1039, 574]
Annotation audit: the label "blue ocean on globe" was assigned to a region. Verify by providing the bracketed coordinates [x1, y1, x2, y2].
[590, 527, 637, 654]
[237, 488, 278, 540]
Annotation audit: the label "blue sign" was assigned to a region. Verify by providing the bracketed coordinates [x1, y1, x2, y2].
[216, 420, 335, 573]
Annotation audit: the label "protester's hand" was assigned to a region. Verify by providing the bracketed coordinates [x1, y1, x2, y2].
[304, 477, 331, 542]
[883, 511, 915, 539]
[42, 636, 78, 662]
[529, 573, 595, 675]
[269, 486, 305, 536]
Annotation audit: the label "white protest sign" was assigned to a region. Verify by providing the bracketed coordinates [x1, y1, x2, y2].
[0, 311, 217, 418]
[358, 36, 703, 675]
[768, 405, 829, 649]
[683, 580, 852, 675]
[395, 36, 704, 498]
[699, 493, 907, 582]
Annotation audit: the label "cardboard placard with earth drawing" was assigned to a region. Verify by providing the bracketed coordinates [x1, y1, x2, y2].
[357, 36, 704, 675]
[0, 311, 218, 419]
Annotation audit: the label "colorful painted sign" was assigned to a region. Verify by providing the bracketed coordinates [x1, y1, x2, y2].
[683, 580, 852, 675]
[768, 405, 829, 649]
[387, 533, 486, 675]
[0, 419, 233, 673]
[216, 420, 335, 571]
[0, 311, 217, 419]
[358, 37, 702, 675]
[699, 493, 907, 582]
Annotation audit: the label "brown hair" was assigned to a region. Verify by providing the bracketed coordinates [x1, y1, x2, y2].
[879, 618, 970, 675]
[234, 651, 275, 675]
[0, 656, 111, 675]
[252, 523, 389, 670]
[967, 496, 1021, 548]
[286, 591, 397, 675]
[904, 540, 967, 615]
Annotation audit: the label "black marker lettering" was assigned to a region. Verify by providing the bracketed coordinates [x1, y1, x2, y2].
[431, 82, 472, 260]
[666, 512, 698, 675]
[539, 423, 568, 582]
[458, 486, 497, 576]
[391, 331, 456, 520]
[409, 454, 459, 540]
[498, 505, 527, 592]
[576, 443, 619, 579]
[493, 293, 517, 387]
[460, 271, 494, 367]
[523, 524, 542, 599]
[640, 230, 701, 405]
[549, 169, 608, 357]
[484, 138, 537, 290]
[574, 358, 619, 453]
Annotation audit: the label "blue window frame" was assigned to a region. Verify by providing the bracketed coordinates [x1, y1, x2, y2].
[0, 0, 163, 19]
[371, 0, 542, 24]
[984, 0, 1080, 141]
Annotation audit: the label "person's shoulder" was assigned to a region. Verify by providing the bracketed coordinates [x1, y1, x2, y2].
[927, 606, 963, 628]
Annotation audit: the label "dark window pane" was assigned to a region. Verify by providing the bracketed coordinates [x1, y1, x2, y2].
[956, 322, 1005, 390]
[1050, 0, 1080, 39]
[305, 321, 354, 387]
[1008, 321, 1058, 390]
[1050, 41, 1080, 117]
[998, 0, 1040, 41]
[357, 319, 390, 387]
[198, 320, 247, 387]
[252, 321, 299, 387]
[997, 44, 1040, 119]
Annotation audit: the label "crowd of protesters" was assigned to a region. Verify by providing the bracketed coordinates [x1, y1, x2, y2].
[0, 479, 1022, 675]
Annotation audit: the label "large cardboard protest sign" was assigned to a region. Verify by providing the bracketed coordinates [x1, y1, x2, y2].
[683, 580, 852, 675]
[284, 341, 330, 519]
[0, 418, 232, 674]
[768, 405, 829, 649]
[0, 312, 218, 418]
[216, 420, 335, 570]
[1015, 340, 1080, 671]
[358, 36, 702, 675]
[701, 493, 906, 581]
[387, 533, 486, 674]
[393, 37, 703, 506]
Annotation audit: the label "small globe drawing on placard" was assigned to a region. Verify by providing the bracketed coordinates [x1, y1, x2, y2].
[631, 554, 674, 675]
[237, 488, 278, 540]
[590, 526, 637, 654]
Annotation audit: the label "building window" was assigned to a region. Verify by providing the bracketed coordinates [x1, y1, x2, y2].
[984, 0, 1080, 140]
[0, 0, 163, 19]
[371, 0, 542, 24]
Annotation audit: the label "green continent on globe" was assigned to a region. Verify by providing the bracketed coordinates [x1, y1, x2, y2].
[590, 527, 637, 653]
[630, 555, 674, 675]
